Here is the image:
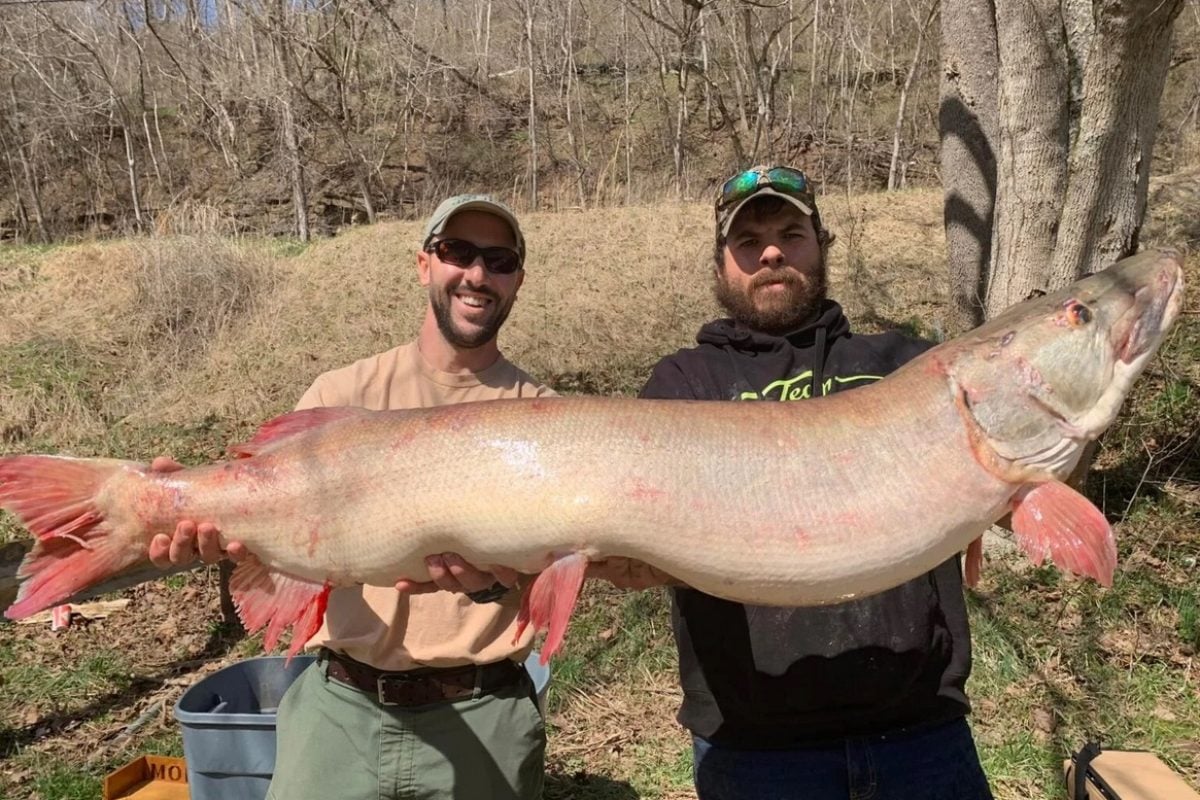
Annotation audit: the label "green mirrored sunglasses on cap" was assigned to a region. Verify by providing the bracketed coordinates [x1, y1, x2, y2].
[717, 166, 813, 209]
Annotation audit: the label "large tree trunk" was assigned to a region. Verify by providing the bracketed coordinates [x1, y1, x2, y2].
[938, 0, 998, 335]
[1049, 0, 1184, 283]
[986, 0, 1070, 316]
[942, 0, 1185, 326]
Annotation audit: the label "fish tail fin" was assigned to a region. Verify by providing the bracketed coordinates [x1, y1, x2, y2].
[0, 455, 146, 619]
[1011, 480, 1116, 586]
[229, 558, 331, 663]
[515, 552, 589, 664]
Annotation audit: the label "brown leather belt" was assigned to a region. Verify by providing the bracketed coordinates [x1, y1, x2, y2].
[319, 648, 526, 707]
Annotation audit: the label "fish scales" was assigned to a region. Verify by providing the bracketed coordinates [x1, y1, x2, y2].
[115, 373, 1009, 604]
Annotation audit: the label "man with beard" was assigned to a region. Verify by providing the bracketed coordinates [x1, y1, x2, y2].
[148, 194, 553, 800]
[637, 166, 994, 799]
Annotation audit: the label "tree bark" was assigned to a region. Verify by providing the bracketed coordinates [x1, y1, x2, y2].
[986, 0, 1069, 317]
[14, 138, 48, 243]
[1049, 0, 1185, 283]
[943, 0, 1185, 331]
[121, 106, 145, 231]
[270, 0, 310, 241]
[0, 128, 30, 241]
[938, 0, 997, 335]
[623, 1, 633, 203]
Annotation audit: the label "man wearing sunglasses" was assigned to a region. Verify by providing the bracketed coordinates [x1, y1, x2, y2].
[146, 194, 553, 800]
[636, 166, 993, 799]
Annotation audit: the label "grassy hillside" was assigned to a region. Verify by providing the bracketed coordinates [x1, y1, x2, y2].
[0, 185, 1196, 799]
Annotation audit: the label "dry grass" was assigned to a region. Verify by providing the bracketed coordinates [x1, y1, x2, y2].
[0, 186, 947, 438]
[0, 236, 275, 449]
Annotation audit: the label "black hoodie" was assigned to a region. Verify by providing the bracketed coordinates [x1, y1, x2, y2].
[639, 299, 973, 748]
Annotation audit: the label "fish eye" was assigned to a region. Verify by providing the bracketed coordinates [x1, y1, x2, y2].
[1064, 300, 1093, 326]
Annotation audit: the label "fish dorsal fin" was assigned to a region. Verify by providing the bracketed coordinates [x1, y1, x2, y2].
[227, 407, 368, 459]
[1011, 480, 1116, 586]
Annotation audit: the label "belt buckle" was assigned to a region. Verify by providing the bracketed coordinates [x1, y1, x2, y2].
[376, 672, 415, 706]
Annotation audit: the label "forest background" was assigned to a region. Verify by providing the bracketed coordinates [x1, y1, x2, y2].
[1, 0, 1197, 242]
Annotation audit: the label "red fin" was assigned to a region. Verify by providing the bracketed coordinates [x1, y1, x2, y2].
[227, 407, 367, 459]
[515, 552, 589, 664]
[0, 455, 144, 619]
[964, 537, 983, 588]
[1011, 481, 1116, 586]
[229, 557, 331, 663]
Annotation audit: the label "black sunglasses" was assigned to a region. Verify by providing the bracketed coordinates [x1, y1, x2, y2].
[426, 238, 523, 275]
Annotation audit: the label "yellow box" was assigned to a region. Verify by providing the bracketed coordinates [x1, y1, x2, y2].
[103, 755, 189, 800]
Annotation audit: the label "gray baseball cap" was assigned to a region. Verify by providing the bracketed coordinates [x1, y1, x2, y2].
[422, 194, 525, 261]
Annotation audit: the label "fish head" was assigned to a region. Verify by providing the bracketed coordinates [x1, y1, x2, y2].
[943, 248, 1185, 479]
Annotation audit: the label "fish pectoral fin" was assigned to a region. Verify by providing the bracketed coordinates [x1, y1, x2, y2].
[229, 557, 331, 661]
[1011, 480, 1116, 587]
[227, 407, 369, 459]
[514, 552, 589, 664]
[964, 537, 983, 588]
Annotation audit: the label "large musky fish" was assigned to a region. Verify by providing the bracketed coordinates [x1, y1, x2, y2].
[0, 249, 1185, 662]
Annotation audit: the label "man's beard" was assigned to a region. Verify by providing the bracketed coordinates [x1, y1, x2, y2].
[430, 284, 515, 348]
[714, 262, 828, 335]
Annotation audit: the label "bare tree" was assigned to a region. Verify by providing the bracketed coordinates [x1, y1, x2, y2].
[264, 0, 310, 240]
[705, 1, 810, 166]
[0, 0, 1191, 241]
[886, 0, 938, 190]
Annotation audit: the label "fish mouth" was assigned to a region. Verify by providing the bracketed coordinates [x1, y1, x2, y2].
[1116, 259, 1183, 364]
[1027, 392, 1086, 440]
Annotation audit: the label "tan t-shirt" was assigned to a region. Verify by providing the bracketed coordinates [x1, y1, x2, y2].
[296, 340, 555, 670]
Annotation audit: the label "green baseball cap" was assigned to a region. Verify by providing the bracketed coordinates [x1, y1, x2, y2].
[421, 194, 525, 261]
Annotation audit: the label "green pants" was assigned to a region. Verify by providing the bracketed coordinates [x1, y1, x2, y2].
[264, 659, 546, 800]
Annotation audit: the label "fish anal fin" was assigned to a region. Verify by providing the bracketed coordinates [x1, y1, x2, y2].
[964, 537, 983, 588]
[227, 407, 367, 459]
[1011, 481, 1116, 587]
[514, 552, 589, 664]
[229, 557, 331, 662]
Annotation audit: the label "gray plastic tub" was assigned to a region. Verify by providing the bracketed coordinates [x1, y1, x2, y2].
[173, 651, 550, 800]
[174, 654, 316, 800]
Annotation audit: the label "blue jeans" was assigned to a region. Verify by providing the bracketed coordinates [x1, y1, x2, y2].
[692, 717, 993, 800]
